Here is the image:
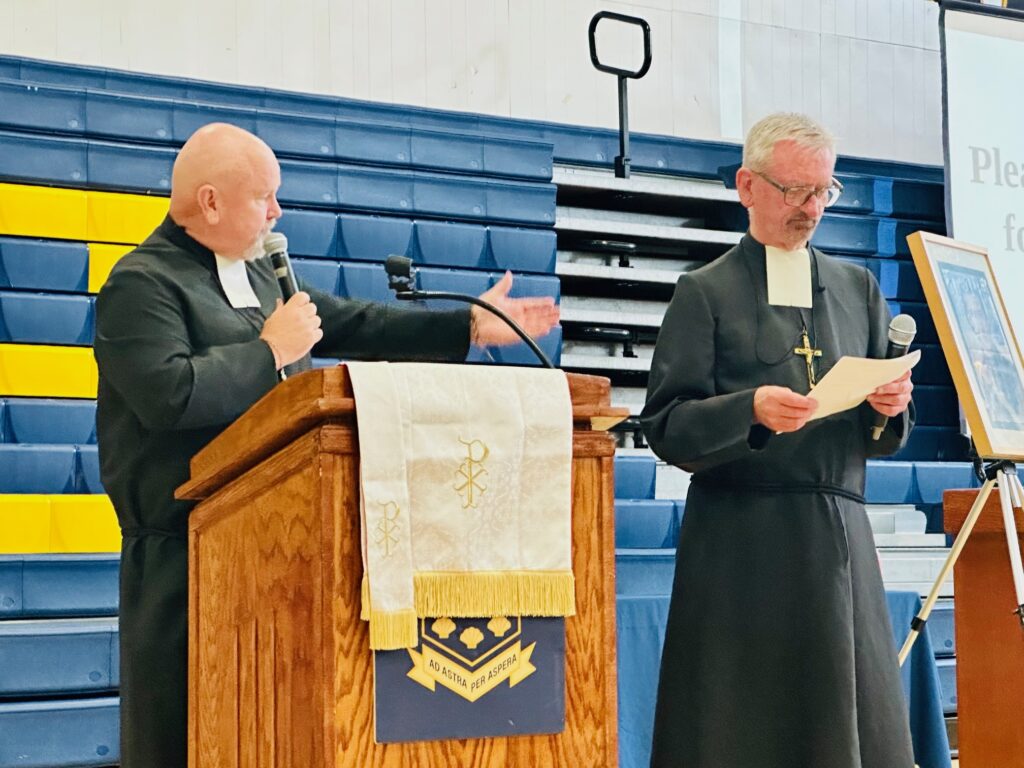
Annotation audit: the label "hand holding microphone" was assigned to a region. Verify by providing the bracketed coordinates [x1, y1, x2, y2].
[868, 313, 916, 440]
[260, 233, 322, 373]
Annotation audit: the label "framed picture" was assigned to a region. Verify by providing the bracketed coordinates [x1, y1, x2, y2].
[908, 231, 1024, 460]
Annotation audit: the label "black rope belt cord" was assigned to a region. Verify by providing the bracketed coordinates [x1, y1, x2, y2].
[120, 527, 188, 540]
[690, 477, 866, 505]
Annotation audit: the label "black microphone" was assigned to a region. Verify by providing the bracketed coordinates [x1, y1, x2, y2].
[871, 313, 917, 440]
[264, 232, 297, 301]
[262, 232, 309, 381]
[383, 255, 555, 369]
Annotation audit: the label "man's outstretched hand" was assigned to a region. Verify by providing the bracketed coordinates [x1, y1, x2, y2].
[470, 271, 560, 346]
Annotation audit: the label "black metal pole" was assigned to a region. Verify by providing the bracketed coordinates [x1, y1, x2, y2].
[615, 75, 630, 178]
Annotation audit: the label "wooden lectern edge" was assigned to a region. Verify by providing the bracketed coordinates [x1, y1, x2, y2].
[945, 488, 1024, 535]
[176, 367, 623, 501]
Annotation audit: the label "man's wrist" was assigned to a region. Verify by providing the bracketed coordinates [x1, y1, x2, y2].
[261, 336, 283, 369]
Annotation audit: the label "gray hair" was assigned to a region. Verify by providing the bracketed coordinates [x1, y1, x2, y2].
[742, 113, 835, 172]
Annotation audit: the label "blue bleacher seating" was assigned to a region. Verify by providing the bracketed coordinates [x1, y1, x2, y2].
[293, 258, 342, 296]
[915, 345, 953, 385]
[915, 462, 978, 503]
[928, 602, 956, 657]
[337, 212, 415, 262]
[0, 444, 77, 493]
[0, 130, 87, 186]
[273, 210, 338, 259]
[615, 500, 680, 549]
[488, 226, 556, 274]
[0, 697, 119, 767]
[614, 456, 657, 499]
[416, 220, 488, 269]
[887, 301, 937, 344]
[913, 386, 959, 427]
[892, 426, 967, 462]
[0, 554, 119, 618]
[865, 461, 916, 504]
[87, 139, 174, 191]
[0, 292, 94, 346]
[337, 262, 394, 304]
[417, 267, 492, 311]
[2, 398, 97, 444]
[935, 658, 957, 715]
[0, 618, 118, 696]
[489, 325, 562, 367]
[0, 237, 90, 292]
[615, 549, 676, 596]
[76, 445, 104, 494]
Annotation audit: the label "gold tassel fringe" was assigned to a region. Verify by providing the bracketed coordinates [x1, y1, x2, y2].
[368, 608, 419, 651]
[412, 570, 576, 619]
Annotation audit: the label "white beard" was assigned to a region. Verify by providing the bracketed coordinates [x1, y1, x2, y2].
[242, 222, 276, 262]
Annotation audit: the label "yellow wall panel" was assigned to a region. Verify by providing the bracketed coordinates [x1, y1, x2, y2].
[0, 495, 52, 554]
[0, 184, 89, 240]
[86, 190, 168, 244]
[0, 345, 98, 398]
[49, 495, 121, 553]
[88, 243, 135, 292]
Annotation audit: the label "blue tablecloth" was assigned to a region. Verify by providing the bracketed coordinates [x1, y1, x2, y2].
[616, 590, 951, 768]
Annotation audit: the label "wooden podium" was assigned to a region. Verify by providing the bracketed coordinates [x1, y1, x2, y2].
[944, 489, 1024, 766]
[176, 365, 628, 767]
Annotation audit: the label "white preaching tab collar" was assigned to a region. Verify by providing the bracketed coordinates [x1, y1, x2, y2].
[214, 254, 262, 309]
[765, 245, 812, 309]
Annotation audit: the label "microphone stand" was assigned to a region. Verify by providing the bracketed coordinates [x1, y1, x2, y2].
[384, 255, 555, 370]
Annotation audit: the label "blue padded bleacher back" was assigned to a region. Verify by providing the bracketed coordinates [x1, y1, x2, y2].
[337, 213, 414, 262]
[865, 461, 915, 504]
[415, 220, 488, 269]
[279, 158, 338, 206]
[893, 427, 967, 462]
[0, 697, 119, 767]
[0, 79, 85, 133]
[0, 618, 118, 696]
[483, 136, 552, 180]
[0, 554, 119, 618]
[488, 226, 556, 274]
[875, 259, 925, 302]
[935, 659, 957, 715]
[0, 445, 77, 493]
[887, 301, 937, 344]
[293, 258, 341, 297]
[76, 445, 105, 494]
[915, 345, 953, 386]
[274, 210, 338, 259]
[913, 386, 958, 427]
[0, 238, 90, 292]
[489, 325, 561, 367]
[338, 262, 394, 304]
[503, 273, 560, 303]
[3, 398, 97, 444]
[915, 462, 978, 504]
[0, 292, 94, 345]
[928, 602, 956, 657]
[0, 399, 5, 441]
[334, 120, 411, 165]
[258, 111, 336, 159]
[416, 267, 491, 310]
[615, 500, 680, 549]
[337, 165, 413, 212]
[86, 89, 174, 142]
[411, 130, 484, 174]
[174, 100, 258, 139]
[0, 130, 87, 185]
[614, 456, 657, 499]
[615, 549, 676, 596]
[87, 139, 174, 191]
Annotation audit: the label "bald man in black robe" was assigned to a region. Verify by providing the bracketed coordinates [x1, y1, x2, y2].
[94, 123, 558, 767]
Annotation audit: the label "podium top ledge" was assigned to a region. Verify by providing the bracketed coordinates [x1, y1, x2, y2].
[176, 365, 626, 501]
[945, 488, 1024, 535]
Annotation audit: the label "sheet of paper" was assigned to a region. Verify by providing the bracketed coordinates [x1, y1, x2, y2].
[807, 350, 921, 421]
[765, 245, 812, 308]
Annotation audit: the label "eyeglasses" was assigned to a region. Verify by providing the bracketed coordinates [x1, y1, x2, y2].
[753, 170, 844, 208]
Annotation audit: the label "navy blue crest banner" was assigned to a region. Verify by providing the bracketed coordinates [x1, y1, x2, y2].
[373, 616, 565, 743]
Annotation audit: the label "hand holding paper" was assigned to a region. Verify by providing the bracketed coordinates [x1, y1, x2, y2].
[807, 351, 921, 421]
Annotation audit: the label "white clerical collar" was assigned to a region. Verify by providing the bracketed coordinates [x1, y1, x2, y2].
[214, 254, 262, 309]
[764, 245, 812, 308]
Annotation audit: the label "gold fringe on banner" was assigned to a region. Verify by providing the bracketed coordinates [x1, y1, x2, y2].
[368, 609, 419, 651]
[361, 571, 577, 650]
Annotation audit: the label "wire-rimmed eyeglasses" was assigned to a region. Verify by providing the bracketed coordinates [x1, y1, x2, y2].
[753, 170, 844, 208]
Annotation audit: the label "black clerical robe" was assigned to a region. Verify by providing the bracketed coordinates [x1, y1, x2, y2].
[93, 216, 471, 768]
[641, 234, 916, 768]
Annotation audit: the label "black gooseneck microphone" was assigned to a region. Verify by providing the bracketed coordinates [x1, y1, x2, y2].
[383, 254, 555, 369]
[871, 313, 917, 440]
[263, 232, 299, 381]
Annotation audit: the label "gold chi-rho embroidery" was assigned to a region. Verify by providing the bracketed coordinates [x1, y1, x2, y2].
[374, 501, 402, 557]
[454, 438, 489, 508]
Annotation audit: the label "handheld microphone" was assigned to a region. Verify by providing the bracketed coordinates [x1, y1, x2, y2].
[871, 313, 917, 440]
[263, 232, 297, 301]
[262, 232, 308, 381]
[383, 255, 555, 369]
